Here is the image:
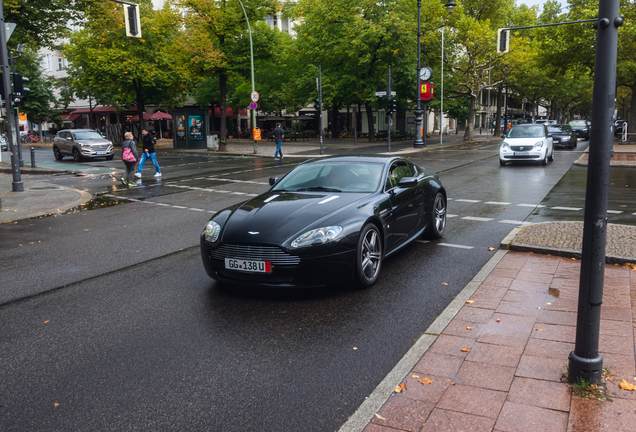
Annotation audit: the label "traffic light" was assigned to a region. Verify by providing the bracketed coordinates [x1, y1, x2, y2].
[314, 98, 321, 111]
[497, 29, 509, 53]
[124, 4, 142, 38]
[12, 73, 29, 105]
[386, 98, 396, 115]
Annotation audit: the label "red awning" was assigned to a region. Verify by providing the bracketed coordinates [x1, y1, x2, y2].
[70, 106, 118, 114]
[208, 108, 247, 118]
[61, 113, 80, 121]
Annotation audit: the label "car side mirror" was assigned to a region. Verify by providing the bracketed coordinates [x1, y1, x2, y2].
[269, 177, 279, 186]
[398, 177, 418, 188]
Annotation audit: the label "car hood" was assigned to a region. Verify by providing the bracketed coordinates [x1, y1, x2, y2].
[221, 191, 368, 245]
[76, 139, 111, 146]
[570, 126, 588, 130]
[503, 137, 544, 146]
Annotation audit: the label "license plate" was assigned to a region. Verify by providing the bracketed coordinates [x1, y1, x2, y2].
[225, 258, 271, 273]
[96, 151, 106, 155]
[514, 152, 530, 156]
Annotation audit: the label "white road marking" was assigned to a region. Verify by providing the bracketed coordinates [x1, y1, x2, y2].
[189, 208, 206, 212]
[517, 203, 546, 208]
[155, 203, 171, 206]
[607, 210, 623, 214]
[438, 243, 474, 249]
[447, 214, 459, 218]
[485, 201, 511, 205]
[171, 206, 187, 209]
[455, 199, 481, 203]
[551, 206, 582, 211]
[462, 216, 494, 222]
[499, 220, 533, 226]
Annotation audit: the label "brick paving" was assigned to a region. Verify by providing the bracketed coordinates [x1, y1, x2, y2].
[356, 252, 636, 432]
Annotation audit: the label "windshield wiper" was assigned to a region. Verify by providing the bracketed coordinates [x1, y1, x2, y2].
[295, 187, 342, 192]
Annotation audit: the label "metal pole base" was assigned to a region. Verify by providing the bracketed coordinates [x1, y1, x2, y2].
[12, 181, 24, 192]
[568, 351, 603, 384]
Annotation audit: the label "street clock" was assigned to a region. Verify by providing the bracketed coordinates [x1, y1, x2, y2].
[419, 66, 433, 81]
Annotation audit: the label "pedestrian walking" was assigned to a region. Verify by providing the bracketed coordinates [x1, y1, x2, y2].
[273, 122, 284, 160]
[121, 131, 139, 188]
[135, 129, 162, 178]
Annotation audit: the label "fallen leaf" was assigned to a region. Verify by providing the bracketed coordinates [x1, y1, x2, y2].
[535, 328, 544, 331]
[84, 229, 89, 231]
[353, 347, 358, 350]
[135, 250, 139, 252]
[466, 326, 472, 330]
[418, 377, 433, 385]
[466, 300, 475, 304]
[619, 379, 636, 392]
[375, 414, 387, 421]
[572, 258, 576, 260]
[441, 282, 448, 285]
[461, 348, 470, 352]
[537, 307, 542, 310]
[488, 247, 495, 251]
[495, 319, 501, 323]
[54, 403, 59, 407]
[43, 320, 49, 324]
[451, 382, 456, 386]
[547, 302, 552, 305]
[395, 382, 407, 393]
[411, 375, 420, 379]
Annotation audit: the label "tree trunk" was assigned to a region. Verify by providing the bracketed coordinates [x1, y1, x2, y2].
[463, 94, 476, 141]
[219, 73, 227, 151]
[629, 85, 636, 127]
[331, 102, 339, 139]
[494, 85, 502, 137]
[365, 104, 375, 142]
[133, 79, 144, 141]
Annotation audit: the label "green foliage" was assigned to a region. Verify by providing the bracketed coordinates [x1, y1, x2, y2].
[13, 48, 59, 125]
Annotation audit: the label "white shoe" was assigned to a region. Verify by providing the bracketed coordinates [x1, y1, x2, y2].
[154, 172, 162, 177]
[134, 173, 142, 178]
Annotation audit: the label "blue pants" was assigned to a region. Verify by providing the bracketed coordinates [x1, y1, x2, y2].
[137, 152, 161, 174]
[274, 141, 283, 159]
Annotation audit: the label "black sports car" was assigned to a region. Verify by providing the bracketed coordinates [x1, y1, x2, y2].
[568, 120, 590, 141]
[547, 124, 577, 149]
[200, 155, 447, 288]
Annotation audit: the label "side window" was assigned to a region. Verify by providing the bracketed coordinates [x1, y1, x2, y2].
[60, 132, 68, 139]
[386, 162, 414, 190]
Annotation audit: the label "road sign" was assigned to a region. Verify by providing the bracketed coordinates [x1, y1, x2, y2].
[251, 91, 259, 102]
[375, 91, 396, 97]
[623, 122, 628, 142]
[5, 23, 15, 41]
[249, 102, 257, 110]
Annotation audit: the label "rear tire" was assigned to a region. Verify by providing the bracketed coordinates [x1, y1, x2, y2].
[548, 147, 554, 161]
[106, 155, 114, 161]
[425, 192, 446, 239]
[356, 223, 382, 288]
[53, 146, 63, 160]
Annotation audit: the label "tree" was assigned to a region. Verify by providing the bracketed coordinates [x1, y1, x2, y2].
[64, 1, 191, 136]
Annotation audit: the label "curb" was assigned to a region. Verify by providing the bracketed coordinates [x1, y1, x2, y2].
[0, 186, 93, 223]
[338, 249, 508, 432]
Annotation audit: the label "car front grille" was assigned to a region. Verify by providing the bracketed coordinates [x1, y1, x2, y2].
[91, 144, 110, 150]
[210, 244, 300, 265]
[510, 145, 535, 151]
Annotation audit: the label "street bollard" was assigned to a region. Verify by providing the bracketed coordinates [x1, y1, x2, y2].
[30, 147, 35, 168]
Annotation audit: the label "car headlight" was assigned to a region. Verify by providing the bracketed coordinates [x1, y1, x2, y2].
[203, 221, 221, 243]
[562, 136, 570, 141]
[534, 141, 544, 149]
[502, 142, 510, 150]
[80, 142, 89, 147]
[291, 226, 342, 248]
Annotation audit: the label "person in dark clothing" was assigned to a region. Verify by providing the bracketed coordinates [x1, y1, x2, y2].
[273, 123, 284, 160]
[121, 131, 139, 187]
[135, 129, 162, 178]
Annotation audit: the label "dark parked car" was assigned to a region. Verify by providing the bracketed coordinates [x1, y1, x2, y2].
[200, 155, 447, 288]
[547, 124, 577, 149]
[568, 120, 590, 141]
[53, 129, 114, 162]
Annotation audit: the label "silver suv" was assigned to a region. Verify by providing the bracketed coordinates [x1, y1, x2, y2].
[53, 129, 114, 162]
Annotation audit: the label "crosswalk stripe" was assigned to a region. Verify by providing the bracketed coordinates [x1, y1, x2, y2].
[455, 199, 481, 203]
[485, 201, 511, 205]
[438, 243, 474, 249]
[517, 203, 545, 208]
[462, 216, 494, 221]
[551, 206, 582, 211]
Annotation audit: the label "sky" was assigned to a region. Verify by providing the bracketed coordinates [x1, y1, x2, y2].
[518, 0, 569, 10]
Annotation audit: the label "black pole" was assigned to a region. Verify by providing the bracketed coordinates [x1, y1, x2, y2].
[568, 0, 621, 385]
[0, 1, 23, 192]
[387, 66, 392, 152]
[9, 54, 23, 167]
[319, 65, 323, 155]
[413, 0, 425, 148]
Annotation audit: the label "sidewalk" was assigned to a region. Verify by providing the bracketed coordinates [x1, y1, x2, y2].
[342, 250, 636, 432]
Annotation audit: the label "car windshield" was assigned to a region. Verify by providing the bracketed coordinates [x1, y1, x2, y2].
[547, 125, 570, 133]
[72, 131, 103, 140]
[507, 126, 545, 138]
[272, 161, 384, 193]
[569, 120, 587, 127]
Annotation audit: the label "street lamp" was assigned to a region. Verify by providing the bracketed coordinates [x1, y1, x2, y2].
[439, 2, 456, 146]
[414, 0, 456, 148]
[237, 0, 257, 154]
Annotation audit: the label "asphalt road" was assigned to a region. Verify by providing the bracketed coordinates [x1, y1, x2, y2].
[3, 139, 621, 431]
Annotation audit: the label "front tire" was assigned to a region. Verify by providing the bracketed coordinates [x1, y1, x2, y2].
[73, 148, 83, 162]
[356, 223, 382, 288]
[106, 155, 114, 161]
[499, 158, 506, 166]
[541, 150, 548, 165]
[425, 192, 446, 239]
[548, 147, 554, 161]
[53, 146, 63, 160]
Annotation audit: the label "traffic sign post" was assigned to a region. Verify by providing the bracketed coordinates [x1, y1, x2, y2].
[251, 91, 259, 103]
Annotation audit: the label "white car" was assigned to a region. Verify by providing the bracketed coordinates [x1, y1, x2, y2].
[499, 124, 554, 166]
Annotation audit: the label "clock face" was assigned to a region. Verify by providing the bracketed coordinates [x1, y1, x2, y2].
[420, 67, 432, 81]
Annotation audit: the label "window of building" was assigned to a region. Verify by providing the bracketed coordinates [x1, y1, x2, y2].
[58, 58, 65, 71]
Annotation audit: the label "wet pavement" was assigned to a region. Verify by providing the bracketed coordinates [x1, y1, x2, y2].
[342, 251, 636, 432]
